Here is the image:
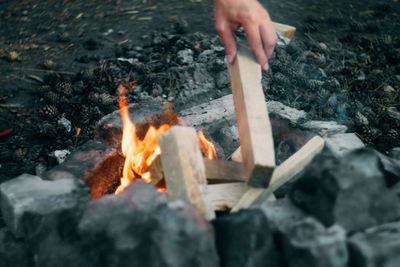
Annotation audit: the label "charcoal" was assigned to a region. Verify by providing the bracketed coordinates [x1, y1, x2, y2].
[282, 217, 348, 267]
[79, 181, 219, 267]
[0, 227, 31, 267]
[0, 173, 90, 238]
[42, 140, 122, 199]
[325, 133, 365, 157]
[290, 148, 400, 232]
[212, 209, 280, 267]
[348, 221, 400, 267]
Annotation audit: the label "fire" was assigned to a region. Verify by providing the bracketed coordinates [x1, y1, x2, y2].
[198, 128, 218, 160]
[115, 85, 170, 194]
[115, 84, 218, 194]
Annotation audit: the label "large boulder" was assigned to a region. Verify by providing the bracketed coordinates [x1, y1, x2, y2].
[290, 148, 400, 232]
[78, 180, 219, 267]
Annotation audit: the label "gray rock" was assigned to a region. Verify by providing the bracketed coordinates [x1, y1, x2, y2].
[177, 49, 193, 64]
[389, 147, 400, 161]
[42, 140, 123, 200]
[23, 206, 90, 267]
[300, 120, 347, 136]
[348, 221, 400, 267]
[79, 181, 219, 267]
[0, 227, 31, 267]
[259, 197, 307, 233]
[282, 217, 348, 267]
[290, 149, 400, 232]
[94, 98, 167, 149]
[51, 149, 71, 164]
[212, 209, 280, 267]
[197, 49, 214, 63]
[215, 70, 230, 89]
[0, 173, 90, 238]
[267, 101, 308, 125]
[57, 117, 72, 133]
[325, 133, 365, 157]
[178, 94, 235, 128]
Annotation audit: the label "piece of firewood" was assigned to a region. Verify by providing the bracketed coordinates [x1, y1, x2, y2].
[228, 42, 276, 187]
[149, 157, 245, 184]
[272, 22, 296, 39]
[207, 183, 248, 211]
[149, 156, 164, 186]
[203, 158, 244, 182]
[230, 146, 242, 163]
[158, 126, 215, 220]
[231, 135, 325, 212]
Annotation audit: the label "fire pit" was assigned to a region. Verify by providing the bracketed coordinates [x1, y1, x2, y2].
[1, 19, 400, 267]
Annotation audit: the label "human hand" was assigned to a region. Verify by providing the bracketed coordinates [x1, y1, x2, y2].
[214, 0, 277, 70]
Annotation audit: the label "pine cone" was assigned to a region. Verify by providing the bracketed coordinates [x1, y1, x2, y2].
[41, 105, 59, 119]
[99, 93, 114, 106]
[88, 92, 100, 104]
[80, 105, 90, 122]
[55, 82, 74, 97]
[35, 85, 52, 96]
[44, 91, 60, 105]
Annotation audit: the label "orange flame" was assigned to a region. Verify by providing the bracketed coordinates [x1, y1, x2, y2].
[115, 85, 218, 194]
[115, 85, 170, 194]
[198, 128, 218, 160]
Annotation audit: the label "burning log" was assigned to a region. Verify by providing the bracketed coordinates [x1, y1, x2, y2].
[228, 42, 275, 188]
[207, 183, 248, 211]
[158, 126, 215, 220]
[231, 135, 325, 212]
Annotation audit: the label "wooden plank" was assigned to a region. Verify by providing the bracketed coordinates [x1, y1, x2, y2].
[272, 22, 296, 39]
[228, 42, 276, 187]
[149, 157, 245, 183]
[204, 159, 244, 182]
[149, 156, 164, 186]
[207, 183, 248, 211]
[231, 135, 325, 212]
[230, 146, 242, 163]
[158, 126, 215, 220]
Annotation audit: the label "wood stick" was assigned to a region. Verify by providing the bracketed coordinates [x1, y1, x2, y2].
[231, 146, 242, 163]
[149, 157, 245, 184]
[272, 22, 296, 39]
[207, 183, 248, 211]
[228, 42, 275, 187]
[203, 159, 244, 182]
[158, 126, 215, 220]
[231, 135, 325, 212]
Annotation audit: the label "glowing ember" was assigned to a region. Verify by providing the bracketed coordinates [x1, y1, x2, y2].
[115, 84, 218, 194]
[198, 128, 218, 159]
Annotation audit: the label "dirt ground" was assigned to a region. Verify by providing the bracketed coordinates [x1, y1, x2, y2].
[1, 0, 399, 182]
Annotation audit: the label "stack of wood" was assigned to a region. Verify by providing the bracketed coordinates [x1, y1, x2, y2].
[149, 23, 325, 220]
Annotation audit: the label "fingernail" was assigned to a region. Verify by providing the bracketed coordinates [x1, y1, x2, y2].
[227, 54, 233, 64]
[263, 62, 270, 71]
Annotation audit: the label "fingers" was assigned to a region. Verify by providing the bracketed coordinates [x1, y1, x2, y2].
[243, 23, 269, 71]
[260, 23, 277, 61]
[216, 22, 237, 64]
